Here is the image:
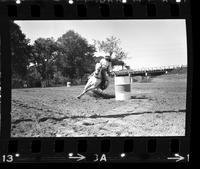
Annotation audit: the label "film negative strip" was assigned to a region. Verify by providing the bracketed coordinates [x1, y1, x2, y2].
[0, 0, 193, 166]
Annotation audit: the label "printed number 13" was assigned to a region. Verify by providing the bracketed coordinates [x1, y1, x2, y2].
[2, 155, 14, 162]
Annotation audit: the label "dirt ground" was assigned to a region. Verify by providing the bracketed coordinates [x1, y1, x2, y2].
[11, 73, 187, 137]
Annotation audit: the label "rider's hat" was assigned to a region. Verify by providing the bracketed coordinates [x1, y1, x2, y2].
[105, 55, 111, 62]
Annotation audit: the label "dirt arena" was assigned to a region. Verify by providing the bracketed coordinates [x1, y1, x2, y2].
[11, 73, 187, 137]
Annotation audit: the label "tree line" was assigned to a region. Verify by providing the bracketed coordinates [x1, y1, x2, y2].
[8, 21, 127, 88]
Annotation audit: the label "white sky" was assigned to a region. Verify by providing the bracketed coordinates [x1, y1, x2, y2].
[15, 20, 187, 69]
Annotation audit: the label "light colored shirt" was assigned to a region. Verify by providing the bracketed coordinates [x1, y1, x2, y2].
[100, 58, 112, 72]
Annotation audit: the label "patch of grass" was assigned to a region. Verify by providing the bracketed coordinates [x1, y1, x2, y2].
[168, 67, 187, 74]
[140, 76, 152, 83]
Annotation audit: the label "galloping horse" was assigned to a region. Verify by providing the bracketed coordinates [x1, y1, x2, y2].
[77, 63, 105, 99]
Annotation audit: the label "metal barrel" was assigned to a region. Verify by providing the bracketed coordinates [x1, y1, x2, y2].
[114, 75, 131, 100]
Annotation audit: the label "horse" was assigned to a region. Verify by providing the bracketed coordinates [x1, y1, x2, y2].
[77, 63, 106, 99]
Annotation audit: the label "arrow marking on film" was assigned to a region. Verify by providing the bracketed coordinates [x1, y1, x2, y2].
[68, 153, 86, 161]
[167, 153, 184, 162]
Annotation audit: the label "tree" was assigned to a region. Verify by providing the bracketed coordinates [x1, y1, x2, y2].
[94, 36, 128, 60]
[26, 66, 42, 87]
[115, 47, 128, 60]
[111, 58, 125, 67]
[57, 30, 96, 81]
[10, 21, 32, 79]
[31, 37, 58, 87]
[93, 56, 104, 64]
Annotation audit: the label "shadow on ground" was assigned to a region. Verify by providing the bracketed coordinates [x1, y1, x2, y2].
[12, 109, 186, 124]
[87, 90, 150, 100]
[131, 96, 148, 99]
[88, 90, 115, 99]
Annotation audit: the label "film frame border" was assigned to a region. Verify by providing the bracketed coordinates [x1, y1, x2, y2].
[0, 0, 192, 164]
[0, 137, 190, 163]
[1, 0, 191, 19]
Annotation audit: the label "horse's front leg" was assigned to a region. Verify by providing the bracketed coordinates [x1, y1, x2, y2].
[77, 80, 93, 99]
[77, 87, 91, 99]
[77, 85, 97, 99]
[77, 90, 86, 99]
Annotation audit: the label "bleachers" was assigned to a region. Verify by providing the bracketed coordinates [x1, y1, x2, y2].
[113, 65, 185, 77]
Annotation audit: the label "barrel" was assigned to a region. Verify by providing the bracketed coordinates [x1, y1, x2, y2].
[114, 76, 131, 100]
[67, 82, 71, 87]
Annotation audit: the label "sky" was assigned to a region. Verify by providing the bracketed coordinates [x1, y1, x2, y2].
[15, 20, 187, 69]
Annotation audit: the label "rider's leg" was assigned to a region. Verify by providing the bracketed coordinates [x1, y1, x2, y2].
[100, 70, 106, 87]
[104, 73, 109, 89]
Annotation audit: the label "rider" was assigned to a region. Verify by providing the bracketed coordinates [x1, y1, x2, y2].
[94, 55, 112, 90]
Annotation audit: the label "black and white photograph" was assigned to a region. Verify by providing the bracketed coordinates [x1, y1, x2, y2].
[10, 20, 187, 137]
[0, 35, 1, 135]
